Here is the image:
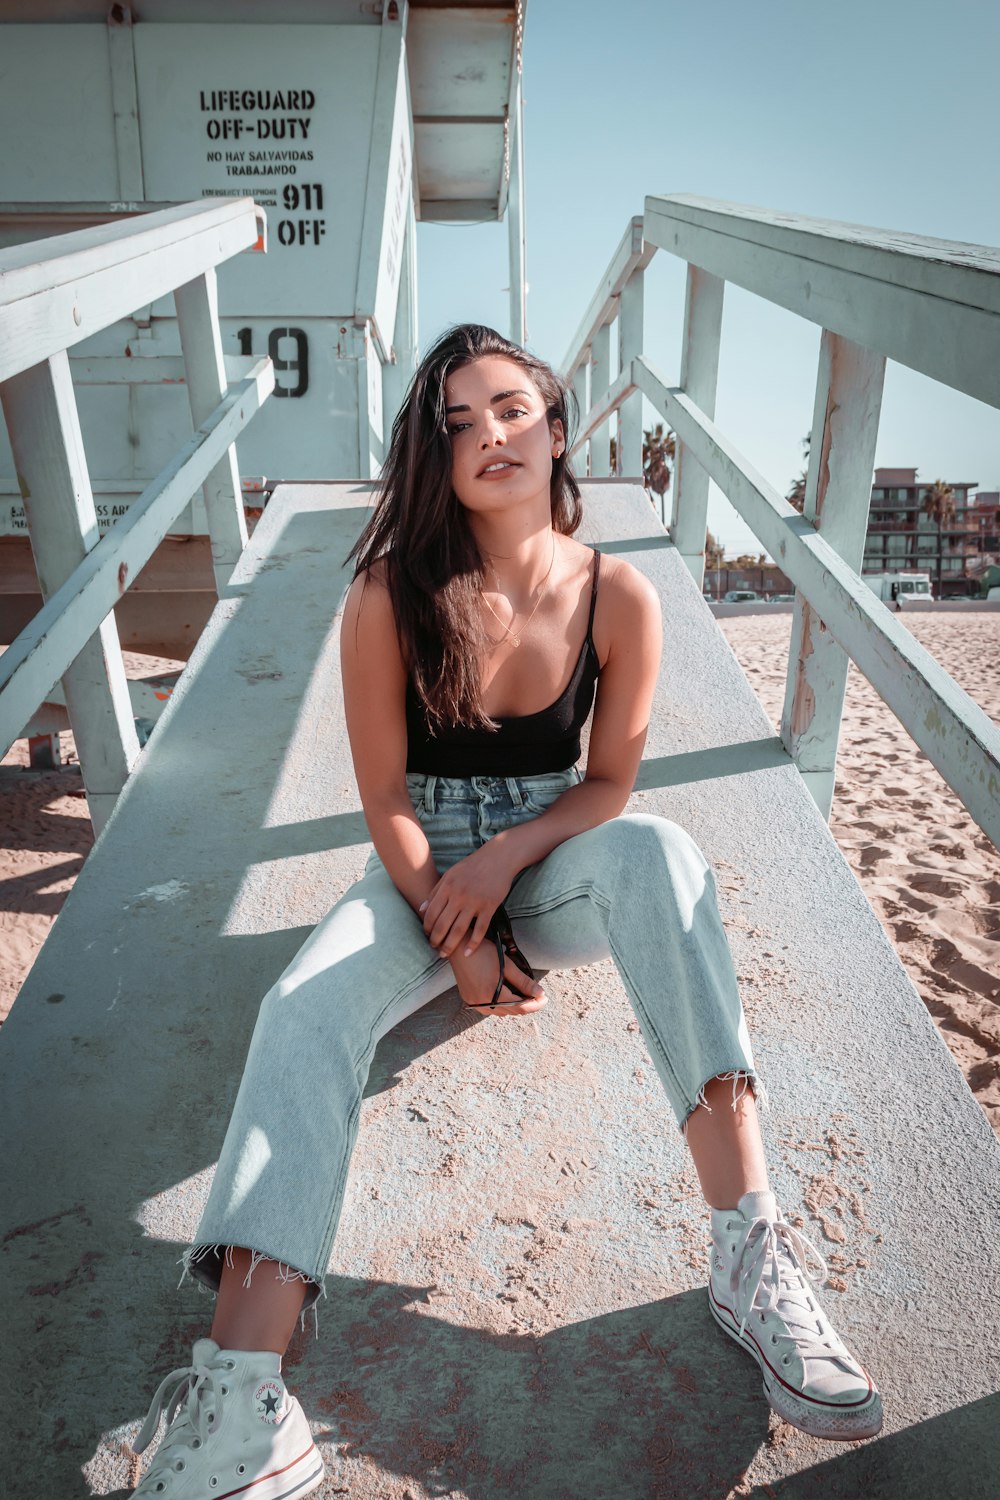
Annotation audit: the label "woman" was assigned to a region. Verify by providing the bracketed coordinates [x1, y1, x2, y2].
[130, 325, 881, 1497]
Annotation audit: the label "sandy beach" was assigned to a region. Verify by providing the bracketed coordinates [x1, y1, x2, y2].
[2, 616, 998, 1136]
[719, 610, 1000, 1136]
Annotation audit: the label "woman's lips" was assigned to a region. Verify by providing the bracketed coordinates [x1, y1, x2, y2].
[477, 461, 520, 479]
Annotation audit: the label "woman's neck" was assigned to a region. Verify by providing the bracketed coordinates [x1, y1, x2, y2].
[475, 523, 557, 603]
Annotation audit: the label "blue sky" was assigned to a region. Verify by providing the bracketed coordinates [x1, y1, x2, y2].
[416, 0, 1000, 555]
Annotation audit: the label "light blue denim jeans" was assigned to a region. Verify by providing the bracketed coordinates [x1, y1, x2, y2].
[183, 769, 761, 1311]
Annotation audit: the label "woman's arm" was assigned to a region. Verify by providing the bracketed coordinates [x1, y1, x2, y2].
[341, 567, 439, 914]
[421, 556, 662, 958]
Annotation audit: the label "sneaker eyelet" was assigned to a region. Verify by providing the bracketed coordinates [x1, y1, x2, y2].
[220, 1384, 229, 1395]
[174, 1460, 185, 1471]
[226, 1359, 236, 1370]
[191, 1438, 201, 1449]
[237, 1465, 246, 1475]
[770, 1334, 778, 1344]
[209, 1480, 218, 1489]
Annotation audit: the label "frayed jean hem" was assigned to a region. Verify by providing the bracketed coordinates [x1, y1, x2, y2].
[178, 1242, 326, 1336]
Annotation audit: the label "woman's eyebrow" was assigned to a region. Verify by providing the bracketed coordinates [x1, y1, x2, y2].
[445, 388, 532, 414]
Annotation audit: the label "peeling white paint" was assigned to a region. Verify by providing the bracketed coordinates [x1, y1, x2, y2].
[125, 879, 189, 907]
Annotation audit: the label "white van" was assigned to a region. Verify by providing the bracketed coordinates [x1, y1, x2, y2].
[864, 571, 934, 604]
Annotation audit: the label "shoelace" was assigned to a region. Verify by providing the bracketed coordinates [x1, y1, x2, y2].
[728, 1215, 850, 1366]
[132, 1351, 227, 1472]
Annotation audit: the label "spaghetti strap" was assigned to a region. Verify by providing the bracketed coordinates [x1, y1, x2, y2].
[586, 549, 601, 641]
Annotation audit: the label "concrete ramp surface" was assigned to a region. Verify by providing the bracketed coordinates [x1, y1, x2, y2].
[2, 481, 999, 1498]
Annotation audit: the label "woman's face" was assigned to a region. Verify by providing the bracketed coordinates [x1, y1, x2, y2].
[443, 355, 565, 516]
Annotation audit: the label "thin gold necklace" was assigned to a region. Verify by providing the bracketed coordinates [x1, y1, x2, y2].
[482, 536, 556, 649]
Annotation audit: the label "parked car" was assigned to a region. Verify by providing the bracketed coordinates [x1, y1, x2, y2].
[722, 589, 761, 602]
[768, 593, 795, 602]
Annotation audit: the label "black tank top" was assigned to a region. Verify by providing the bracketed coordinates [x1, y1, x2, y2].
[405, 549, 602, 777]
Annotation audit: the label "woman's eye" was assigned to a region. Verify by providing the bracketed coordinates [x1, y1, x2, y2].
[504, 407, 528, 419]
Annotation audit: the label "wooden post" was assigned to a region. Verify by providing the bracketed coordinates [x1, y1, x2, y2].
[780, 330, 886, 819]
[572, 361, 590, 475]
[672, 264, 724, 588]
[589, 321, 612, 476]
[106, 3, 145, 202]
[174, 269, 248, 591]
[0, 352, 139, 832]
[507, 72, 527, 346]
[617, 267, 644, 475]
[353, 320, 383, 479]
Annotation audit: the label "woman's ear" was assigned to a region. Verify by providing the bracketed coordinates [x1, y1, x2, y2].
[550, 417, 566, 457]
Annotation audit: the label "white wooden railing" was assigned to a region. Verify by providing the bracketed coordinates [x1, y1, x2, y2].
[0, 198, 274, 834]
[563, 196, 1000, 846]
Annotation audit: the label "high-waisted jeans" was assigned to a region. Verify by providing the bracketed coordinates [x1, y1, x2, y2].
[183, 769, 761, 1312]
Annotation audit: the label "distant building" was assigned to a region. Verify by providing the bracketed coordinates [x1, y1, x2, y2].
[969, 491, 1000, 571]
[863, 468, 991, 597]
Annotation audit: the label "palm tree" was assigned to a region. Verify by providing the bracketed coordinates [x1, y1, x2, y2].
[787, 433, 811, 514]
[612, 425, 677, 509]
[921, 479, 956, 597]
[642, 423, 676, 507]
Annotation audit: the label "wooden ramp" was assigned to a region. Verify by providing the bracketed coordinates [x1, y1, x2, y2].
[2, 481, 999, 1499]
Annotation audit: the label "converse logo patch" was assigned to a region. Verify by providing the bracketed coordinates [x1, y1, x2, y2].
[254, 1380, 287, 1425]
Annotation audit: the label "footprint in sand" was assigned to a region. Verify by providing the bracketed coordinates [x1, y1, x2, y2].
[859, 845, 892, 867]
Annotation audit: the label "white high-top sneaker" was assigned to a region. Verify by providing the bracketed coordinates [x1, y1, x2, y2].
[709, 1190, 883, 1440]
[131, 1338, 325, 1497]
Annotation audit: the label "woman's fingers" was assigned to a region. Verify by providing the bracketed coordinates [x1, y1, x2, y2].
[489, 979, 547, 1016]
[424, 895, 491, 955]
[462, 909, 493, 957]
[434, 913, 476, 959]
[481, 965, 546, 1016]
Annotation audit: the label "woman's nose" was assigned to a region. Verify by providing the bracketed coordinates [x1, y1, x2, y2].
[477, 414, 505, 447]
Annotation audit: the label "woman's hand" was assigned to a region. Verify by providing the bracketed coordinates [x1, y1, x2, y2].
[450, 943, 546, 1015]
[419, 839, 521, 959]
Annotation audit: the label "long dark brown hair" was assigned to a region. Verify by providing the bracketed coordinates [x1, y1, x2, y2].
[349, 324, 582, 730]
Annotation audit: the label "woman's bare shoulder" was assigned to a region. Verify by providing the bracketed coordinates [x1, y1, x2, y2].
[592, 551, 661, 654]
[344, 557, 391, 617]
[342, 559, 402, 665]
[597, 550, 659, 609]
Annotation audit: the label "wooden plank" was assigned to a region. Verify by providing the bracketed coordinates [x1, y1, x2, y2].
[0, 197, 259, 295]
[106, 6, 145, 201]
[0, 352, 137, 832]
[633, 353, 1000, 845]
[781, 333, 887, 819]
[644, 194, 1000, 410]
[617, 267, 644, 476]
[355, 17, 406, 361]
[588, 322, 612, 476]
[0, 199, 263, 384]
[0, 358, 274, 758]
[567, 364, 635, 458]
[174, 271, 248, 590]
[571, 362, 589, 473]
[68, 354, 257, 384]
[561, 217, 653, 381]
[506, 72, 526, 345]
[645, 192, 1000, 306]
[671, 264, 724, 578]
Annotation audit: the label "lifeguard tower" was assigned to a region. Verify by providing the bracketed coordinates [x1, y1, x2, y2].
[2, 4, 1000, 1496]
